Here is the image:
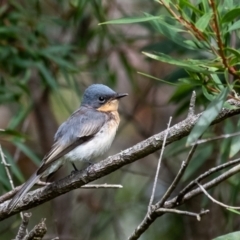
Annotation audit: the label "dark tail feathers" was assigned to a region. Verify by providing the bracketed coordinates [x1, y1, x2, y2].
[8, 172, 41, 212]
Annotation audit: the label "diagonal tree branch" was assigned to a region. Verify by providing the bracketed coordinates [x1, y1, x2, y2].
[165, 163, 240, 209]
[0, 100, 240, 221]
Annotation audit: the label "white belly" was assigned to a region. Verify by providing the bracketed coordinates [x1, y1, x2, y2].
[64, 123, 117, 162]
[42, 126, 117, 177]
[41, 111, 120, 178]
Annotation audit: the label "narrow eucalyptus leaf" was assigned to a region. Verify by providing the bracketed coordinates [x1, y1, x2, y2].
[228, 19, 240, 32]
[99, 16, 161, 25]
[186, 87, 229, 146]
[196, 12, 212, 31]
[202, 86, 215, 101]
[211, 74, 224, 90]
[222, 8, 240, 23]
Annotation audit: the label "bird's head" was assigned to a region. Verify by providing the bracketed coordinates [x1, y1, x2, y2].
[81, 84, 128, 112]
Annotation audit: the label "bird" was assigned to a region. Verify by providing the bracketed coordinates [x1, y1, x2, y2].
[8, 84, 128, 211]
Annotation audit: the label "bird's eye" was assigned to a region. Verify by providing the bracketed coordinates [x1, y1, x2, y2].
[98, 96, 105, 103]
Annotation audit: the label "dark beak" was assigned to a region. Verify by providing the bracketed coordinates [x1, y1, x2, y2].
[115, 93, 128, 99]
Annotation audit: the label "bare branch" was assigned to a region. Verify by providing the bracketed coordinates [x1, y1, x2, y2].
[15, 212, 32, 240]
[156, 143, 198, 208]
[155, 208, 209, 221]
[0, 185, 22, 204]
[191, 131, 240, 146]
[81, 184, 123, 189]
[166, 163, 240, 209]
[23, 218, 47, 240]
[197, 182, 240, 209]
[148, 116, 172, 209]
[176, 157, 240, 204]
[0, 183, 122, 204]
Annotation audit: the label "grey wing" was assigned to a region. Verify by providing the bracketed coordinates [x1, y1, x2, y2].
[37, 107, 107, 174]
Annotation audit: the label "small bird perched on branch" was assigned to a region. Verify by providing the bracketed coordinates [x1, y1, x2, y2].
[8, 84, 128, 211]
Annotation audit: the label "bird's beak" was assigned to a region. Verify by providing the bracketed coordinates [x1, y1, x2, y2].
[114, 93, 128, 99]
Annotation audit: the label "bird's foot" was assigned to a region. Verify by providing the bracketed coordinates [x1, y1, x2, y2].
[70, 169, 79, 176]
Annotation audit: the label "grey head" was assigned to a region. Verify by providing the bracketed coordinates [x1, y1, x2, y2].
[81, 84, 128, 109]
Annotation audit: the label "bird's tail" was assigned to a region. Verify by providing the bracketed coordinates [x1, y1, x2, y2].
[8, 172, 41, 212]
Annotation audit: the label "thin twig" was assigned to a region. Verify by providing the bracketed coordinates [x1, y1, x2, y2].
[197, 182, 240, 209]
[0, 145, 15, 190]
[0, 145, 26, 226]
[166, 163, 240, 208]
[191, 131, 240, 146]
[155, 94, 198, 208]
[15, 212, 32, 240]
[148, 116, 172, 209]
[176, 157, 240, 204]
[156, 143, 198, 208]
[155, 208, 209, 221]
[187, 91, 196, 118]
[81, 184, 123, 189]
[0, 183, 122, 204]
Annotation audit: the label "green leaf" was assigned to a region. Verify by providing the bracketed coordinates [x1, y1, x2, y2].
[196, 12, 212, 31]
[142, 52, 218, 73]
[177, 78, 201, 87]
[0, 129, 27, 141]
[202, 85, 214, 101]
[228, 19, 240, 32]
[137, 72, 178, 86]
[186, 87, 229, 146]
[99, 15, 162, 25]
[212, 231, 240, 240]
[222, 8, 240, 23]
[179, 0, 203, 14]
[227, 208, 240, 215]
[211, 74, 224, 90]
[147, 15, 199, 50]
[201, 0, 210, 12]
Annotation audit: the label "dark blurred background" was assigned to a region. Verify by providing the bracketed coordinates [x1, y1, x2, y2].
[1, 1, 240, 239]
